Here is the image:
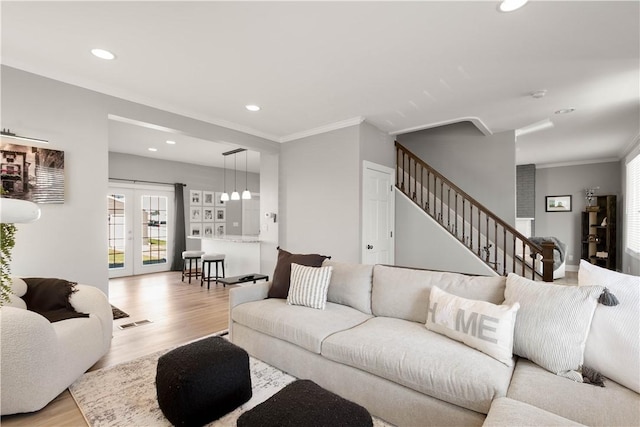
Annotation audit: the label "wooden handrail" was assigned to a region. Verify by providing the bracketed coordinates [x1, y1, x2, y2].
[396, 142, 535, 247]
[395, 141, 553, 281]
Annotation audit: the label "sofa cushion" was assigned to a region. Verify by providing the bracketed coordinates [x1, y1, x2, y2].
[324, 260, 373, 314]
[578, 260, 640, 394]
[371, 265, 506, 323]
[507, 359, 640, 427]
[268, 248, 330, 299]
[287, 263, 333, 310]
[483, 397, 585, 427]
[231, 299, 372, 354]
[426, 286, 519, 366]
[504, 273, 602, 382]
[321, 316, 514, 414]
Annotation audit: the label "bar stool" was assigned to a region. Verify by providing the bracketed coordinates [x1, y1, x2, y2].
[201, 253, 226, 289]
[182, 250, 205, 284]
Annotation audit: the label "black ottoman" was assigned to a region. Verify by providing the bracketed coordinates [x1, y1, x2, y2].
[237, 379, 373, 427]
[156, 336, 252, 427]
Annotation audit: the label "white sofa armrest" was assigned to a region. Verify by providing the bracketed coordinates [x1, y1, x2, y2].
[229, 282, 270, 340]
[69, 284, 113, 352]
[0, 307, 60, 414]
[229, 281, 270, 309]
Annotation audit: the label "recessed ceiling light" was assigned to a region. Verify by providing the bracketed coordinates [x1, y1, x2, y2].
[555, 108, 576, 115]
[91, 48, 116, 60]
[148, 147, 158, 152]
[245, 105, 260, 112]
[166, 140, 176, 145]
[530, 89, 547, 99]
[499, 0, 528, 12]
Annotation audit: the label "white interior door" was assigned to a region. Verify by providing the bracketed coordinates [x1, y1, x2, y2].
[362, 161, 395, 265]
[108, 184, 174, 277]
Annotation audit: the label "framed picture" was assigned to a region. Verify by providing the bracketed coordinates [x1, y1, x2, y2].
[214, 192, 226, 206]
[190, 190, 202, 206]
[189, 223, 202, 237]
[203, 208, 214, 221]
[0, 141, 65, 203]
[545, 195, 572, 212]
[202, 191, 214, 206]
[215, 223, 226, 236]
[215, 207, 226, 222]
[203, 223, 214, 237]
[190, 207, 202, 221]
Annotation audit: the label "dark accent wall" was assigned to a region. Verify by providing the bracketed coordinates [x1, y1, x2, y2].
[517, 163, 536, 218]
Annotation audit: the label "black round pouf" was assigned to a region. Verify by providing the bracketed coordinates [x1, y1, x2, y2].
[156, 336, 252, 427]
[237, 379, 373, 427]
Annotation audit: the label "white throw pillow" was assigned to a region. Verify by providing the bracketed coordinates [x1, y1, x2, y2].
[11, 276, 28, 297]
[287, 263, 333, 310]
[426, 286, 520, 366]
[579, 260, 640, 393]
[504, 273, 603, 382]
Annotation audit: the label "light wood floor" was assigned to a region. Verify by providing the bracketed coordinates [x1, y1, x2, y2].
[2, 271, 231, 427]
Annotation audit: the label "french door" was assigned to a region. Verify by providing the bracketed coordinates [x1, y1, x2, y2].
[108, 184, 174, 278]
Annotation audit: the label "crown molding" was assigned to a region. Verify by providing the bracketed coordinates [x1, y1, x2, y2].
[389, 116, 493, 137]
[535, 157, 621, 169]
[279, 117, 366, 143]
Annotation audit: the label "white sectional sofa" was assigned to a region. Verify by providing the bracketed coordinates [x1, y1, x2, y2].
[0, 278, 113, 415]
[229, 260, 640, 426]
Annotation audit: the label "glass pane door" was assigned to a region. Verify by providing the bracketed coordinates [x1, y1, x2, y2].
[108, 184, 173, 277]
[141, 195, 168, 265]
[108, 194, 126, 269]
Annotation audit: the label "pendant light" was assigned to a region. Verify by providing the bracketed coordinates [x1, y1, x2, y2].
[220, 154, 230, 202]
[242, 150, 252, 200]
[231, 152, 240, 200]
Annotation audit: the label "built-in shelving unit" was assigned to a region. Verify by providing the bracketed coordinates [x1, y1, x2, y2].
[581, 195, 617, 270]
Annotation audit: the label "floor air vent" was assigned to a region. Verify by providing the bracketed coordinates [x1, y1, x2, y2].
[118, 319, 153, 330]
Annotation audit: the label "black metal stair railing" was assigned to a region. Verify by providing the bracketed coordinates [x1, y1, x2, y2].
[396, 142, 555, 281]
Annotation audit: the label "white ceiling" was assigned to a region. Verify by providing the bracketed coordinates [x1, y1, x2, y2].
[2, 1, 639, 167]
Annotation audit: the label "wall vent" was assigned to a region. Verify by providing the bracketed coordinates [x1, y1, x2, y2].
[118, 319, 153, 330]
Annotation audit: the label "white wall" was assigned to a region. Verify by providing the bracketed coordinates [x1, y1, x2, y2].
[535, 161, 621, 269]
[397, 122, 517, 227]
[1, 66, 278, 294]
[395, 191, 497, 275]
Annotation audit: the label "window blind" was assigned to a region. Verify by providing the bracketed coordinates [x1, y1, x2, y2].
[626, 152, 640, 256]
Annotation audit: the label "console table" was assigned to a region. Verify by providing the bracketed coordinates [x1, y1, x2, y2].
[217, 274, 269, 287]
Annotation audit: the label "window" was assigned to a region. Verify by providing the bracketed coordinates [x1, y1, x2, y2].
[626, 151, 640, 257]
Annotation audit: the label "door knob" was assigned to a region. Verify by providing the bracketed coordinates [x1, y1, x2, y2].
[367, 244, 373, 250]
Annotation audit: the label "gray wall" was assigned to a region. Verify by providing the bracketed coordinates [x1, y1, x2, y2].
[395, 190, 497, 275]
[535, 161, 621, 269]
[279, 121, 394, 264]
[108, 152, 259, 250]
[397, 122, 517, 227]
[1, 66, 278, 294]
[280, 125, 361, 262]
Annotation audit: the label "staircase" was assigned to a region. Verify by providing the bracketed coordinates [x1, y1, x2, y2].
[395, 142, 555, 281]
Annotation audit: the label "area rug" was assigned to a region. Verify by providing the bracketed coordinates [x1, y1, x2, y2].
[110, 305, 129, 320]
[69, 339, 394, 427]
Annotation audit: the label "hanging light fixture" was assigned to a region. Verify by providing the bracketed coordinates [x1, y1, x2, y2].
[220, 154, 230, 202]
[242, 150, 252, 200]
[231, 152, 240, 200]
